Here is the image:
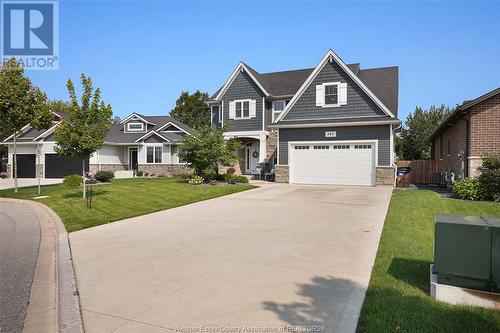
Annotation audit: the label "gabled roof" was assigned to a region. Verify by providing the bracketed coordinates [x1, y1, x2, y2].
[429, 87, 500, 140]
[213, 62, 271, 100]
[210, 52, 398, 117]
[134, 130, 170, 143]
[120, 113, 156, 125]
[3, 113, 194, 145]
[274, 49, 396, 123]
[104, 115, 194, 144]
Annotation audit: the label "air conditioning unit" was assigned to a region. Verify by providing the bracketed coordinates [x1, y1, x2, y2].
[434, 214, 500, 292]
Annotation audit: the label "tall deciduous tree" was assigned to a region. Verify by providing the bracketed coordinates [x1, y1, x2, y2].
[180, 126, 242, 180]
[54, 74, 112, 198]
[0, 58, 52, 192]
[170, 91, 210, 129]
[399, 105, 451, 160]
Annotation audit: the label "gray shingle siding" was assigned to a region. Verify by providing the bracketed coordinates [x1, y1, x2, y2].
[278, 125, 391, 166]
[220, 71, 264, 131]
[283, 62, 387, 122]
[144, 135, 166, 143]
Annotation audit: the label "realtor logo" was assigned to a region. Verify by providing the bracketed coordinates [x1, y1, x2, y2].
[1, 0, 59, 70]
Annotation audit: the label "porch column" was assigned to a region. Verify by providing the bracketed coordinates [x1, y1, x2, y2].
[259, 134, 267, 163]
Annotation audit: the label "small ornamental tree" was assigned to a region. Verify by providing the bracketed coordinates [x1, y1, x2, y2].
[54, 74, 112, 198]
[179, 126, 242, 180]
[0, 58, 52, 192]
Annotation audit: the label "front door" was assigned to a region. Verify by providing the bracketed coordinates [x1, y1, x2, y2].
[245, 144, 259, 174]
[129, 148, 138, 170]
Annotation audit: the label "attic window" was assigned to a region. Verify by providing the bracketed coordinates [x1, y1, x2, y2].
[127, 122, 144, 131]
[324, 83, 339, 105]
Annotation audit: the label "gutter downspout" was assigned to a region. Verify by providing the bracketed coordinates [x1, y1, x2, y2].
[464, 118, 469, 178]
[392, 122, 402, 187]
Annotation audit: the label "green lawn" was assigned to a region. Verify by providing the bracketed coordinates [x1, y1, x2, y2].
[0, 178, 254, 232]
[357, 189, 500, 333]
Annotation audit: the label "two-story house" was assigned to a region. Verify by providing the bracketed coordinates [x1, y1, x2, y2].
[208, 49, 399, 186]
[3, 112, 192, 179]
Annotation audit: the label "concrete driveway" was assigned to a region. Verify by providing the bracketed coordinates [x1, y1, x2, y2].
[70, 184, 392, 333]
[0, 178, 62, 190]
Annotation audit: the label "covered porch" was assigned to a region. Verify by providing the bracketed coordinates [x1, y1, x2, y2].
[223, 131, 271, 176]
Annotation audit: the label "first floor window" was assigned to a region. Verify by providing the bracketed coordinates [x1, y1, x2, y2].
[324, 83, 339, 105]
[272, 100, 286, 121]
[147, 146, 162, 163]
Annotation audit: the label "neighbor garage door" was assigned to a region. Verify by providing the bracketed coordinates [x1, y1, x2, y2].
[290, 142, 375, 186]
[15, 154, 36, 178]
[44, 154, 89, 179]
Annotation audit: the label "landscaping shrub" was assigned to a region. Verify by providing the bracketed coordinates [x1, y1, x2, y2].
[94, 170, 114, 182]
[226, 167, 236, 175]
[223, 173, 249, 184]
[478, 153, 500, 202]
[178, 171, 195, 179]
[136, 170, 143, 177]
[63, 174, 83, 187]
[0, 171, 7, 179]
[453, 178, 488, 201]
[188, 176, 204, 185]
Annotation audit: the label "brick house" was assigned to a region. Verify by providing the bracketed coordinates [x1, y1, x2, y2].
[430, 87, 500, 180]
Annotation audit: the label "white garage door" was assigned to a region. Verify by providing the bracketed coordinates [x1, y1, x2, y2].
[290, 142, 375, 186]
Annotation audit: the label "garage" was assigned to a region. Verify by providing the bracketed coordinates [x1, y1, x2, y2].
[44, 154, 89, 179]
[289, 142, 376, 186]
[15, 154, 36, 178]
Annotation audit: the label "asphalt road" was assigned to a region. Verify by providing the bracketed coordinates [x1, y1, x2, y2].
[0, 202, 41, 333]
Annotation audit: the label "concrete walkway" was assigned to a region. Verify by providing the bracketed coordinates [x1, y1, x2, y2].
[70, 184, 393, 333]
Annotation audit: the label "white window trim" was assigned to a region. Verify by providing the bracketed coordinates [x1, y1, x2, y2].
[272, 100, 286, 122]
[323, 82, 341, 108]
[127, 122, 145, 131]
[146, 145, 163, 164]
[233, 99, 252, 119]
[212, 105, 222, 123]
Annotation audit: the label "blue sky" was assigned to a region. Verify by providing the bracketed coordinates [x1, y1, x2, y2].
[25, 0, 500, 122]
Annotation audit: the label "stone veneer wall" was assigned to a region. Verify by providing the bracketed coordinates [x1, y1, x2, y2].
[89, 164, 128, 174]
[138, 164, 190, 176]
[376, 166, 396, 185]
[275, 165, 289, 183]
[266, 130, 277, 164]
[275, 164, 394, 186]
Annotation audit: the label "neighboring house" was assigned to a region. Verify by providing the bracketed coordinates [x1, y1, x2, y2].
[430, 87, 500, 180]
[3, 112, 193, 179]
[208, 49, 399, 186]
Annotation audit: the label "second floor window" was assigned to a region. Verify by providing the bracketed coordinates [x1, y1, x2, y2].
[127, 122, 144, 131]
[235, 101, 250, 119]
[146, 146, 162, 163]
[272, 100, 286, 122]
[324, 83, 339, 105]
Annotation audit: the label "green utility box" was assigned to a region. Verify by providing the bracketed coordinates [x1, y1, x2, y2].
[483, 217, 500, 292]
[434, 214, 499, 292]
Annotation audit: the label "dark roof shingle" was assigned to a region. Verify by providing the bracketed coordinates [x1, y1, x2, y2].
[212, 62, 398, 116]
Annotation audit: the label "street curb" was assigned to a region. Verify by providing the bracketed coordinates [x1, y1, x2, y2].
[0, 198, 85, 333]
